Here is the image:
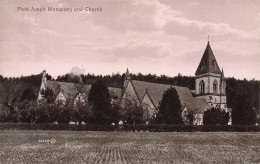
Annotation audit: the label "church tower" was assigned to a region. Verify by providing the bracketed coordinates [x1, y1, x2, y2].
[195, 41, 227, 109]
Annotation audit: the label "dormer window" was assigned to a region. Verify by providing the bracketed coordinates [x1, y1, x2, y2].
[200, 62, 205, 70]
[212, 60, 216, 69]
[56, 91, 66, 105]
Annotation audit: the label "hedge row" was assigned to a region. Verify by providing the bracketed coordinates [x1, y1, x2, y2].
[0, 123, 260, 132]
[123, 124, 260, 132]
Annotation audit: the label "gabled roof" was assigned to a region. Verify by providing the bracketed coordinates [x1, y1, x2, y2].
[195, 42, 222, 75]
[131, 80, 209, 113]
[45, 80, 122, 100]
[187, 98, 209, 113]
[141, 89, 156, 109]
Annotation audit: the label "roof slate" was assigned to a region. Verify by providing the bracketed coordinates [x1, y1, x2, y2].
[195, 42, 222, 75]
[131, 80, 209, 113]
[46, 80, 122, 100]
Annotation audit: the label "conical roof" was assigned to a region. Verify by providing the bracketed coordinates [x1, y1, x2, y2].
[195, 42, 222, 75]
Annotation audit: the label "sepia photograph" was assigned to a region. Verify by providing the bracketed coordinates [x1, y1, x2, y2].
[0, 0, 260, 163]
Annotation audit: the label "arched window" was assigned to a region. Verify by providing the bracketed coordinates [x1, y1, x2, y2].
[213, 80, 218, 94]
[199, 80, 205, 94]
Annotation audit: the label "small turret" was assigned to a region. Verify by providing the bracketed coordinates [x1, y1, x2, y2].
[220, 68, 226, 96]
[124, 68, 131, 89]
[125, 68, 130, 80]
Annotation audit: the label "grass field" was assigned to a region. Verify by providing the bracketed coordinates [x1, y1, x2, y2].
[0, 130, 260, 163]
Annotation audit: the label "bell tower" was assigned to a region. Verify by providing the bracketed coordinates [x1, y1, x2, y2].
[195, 41, 227, 109]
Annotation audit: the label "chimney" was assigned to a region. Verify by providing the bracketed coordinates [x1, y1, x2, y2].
[38, 70, 48, 101]
[42, 70, 46, 78]
[41, 70, 47, 90]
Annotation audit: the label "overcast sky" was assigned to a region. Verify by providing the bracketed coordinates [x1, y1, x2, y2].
[0, 0, 259, 80]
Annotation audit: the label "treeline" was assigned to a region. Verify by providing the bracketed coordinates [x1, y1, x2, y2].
[226, 77, 259, 110]
[0, 72, 259, 124]
[56, 72, 195, 89]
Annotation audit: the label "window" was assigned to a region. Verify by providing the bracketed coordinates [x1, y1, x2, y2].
[213, 80, 218, 94]
[199, 80, 205, 94]
[212, 60, 216, 69]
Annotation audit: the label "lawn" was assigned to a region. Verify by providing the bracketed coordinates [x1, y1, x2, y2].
[0, 130, 259, 163]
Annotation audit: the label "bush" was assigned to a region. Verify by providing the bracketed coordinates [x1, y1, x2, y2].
[203, 107, 229, 125]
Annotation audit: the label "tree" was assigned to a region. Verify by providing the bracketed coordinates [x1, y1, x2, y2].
[57, 73, 82, 84]
[142, 102, 157, 124]
[120, 98, 143, 125]
[232, 93, 256, 125]
[71, 83, 94, 123]
[88, 80, 112, 124]
[21, 87, 37, 101]
[203, 107, 229, 125]
[56, 103, 71, 124]
[157, 87, 183, 124]
[109, 103, 121, 125]
[37, 87, 65, 123]
[17, 100, 38, 123]
[0, 79, 23, 106]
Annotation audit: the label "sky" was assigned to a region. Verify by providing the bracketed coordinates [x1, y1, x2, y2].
[0, 0, 260, 80]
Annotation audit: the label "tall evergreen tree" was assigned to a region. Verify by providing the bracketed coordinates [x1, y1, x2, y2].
[232, 93, 256, 125]
[157, 87, 183, 124]
[88, 80, 112, 124]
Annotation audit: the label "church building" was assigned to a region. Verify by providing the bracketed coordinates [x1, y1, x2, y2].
[121, 41, 230, 125]
[38, 41, 230, 125]
[195, 41, 227, 110]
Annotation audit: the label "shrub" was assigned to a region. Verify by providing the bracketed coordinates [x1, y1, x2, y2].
[203, 107, 229, 125]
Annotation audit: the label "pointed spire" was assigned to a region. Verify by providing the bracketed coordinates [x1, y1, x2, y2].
[124, 68, 131, 89]
[220, 68, 226, 96]
[221, 68, 224, 77]
[220, 68, 225, 83]
[125, 68, 130, 80]
[195, 41, 222, 75]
